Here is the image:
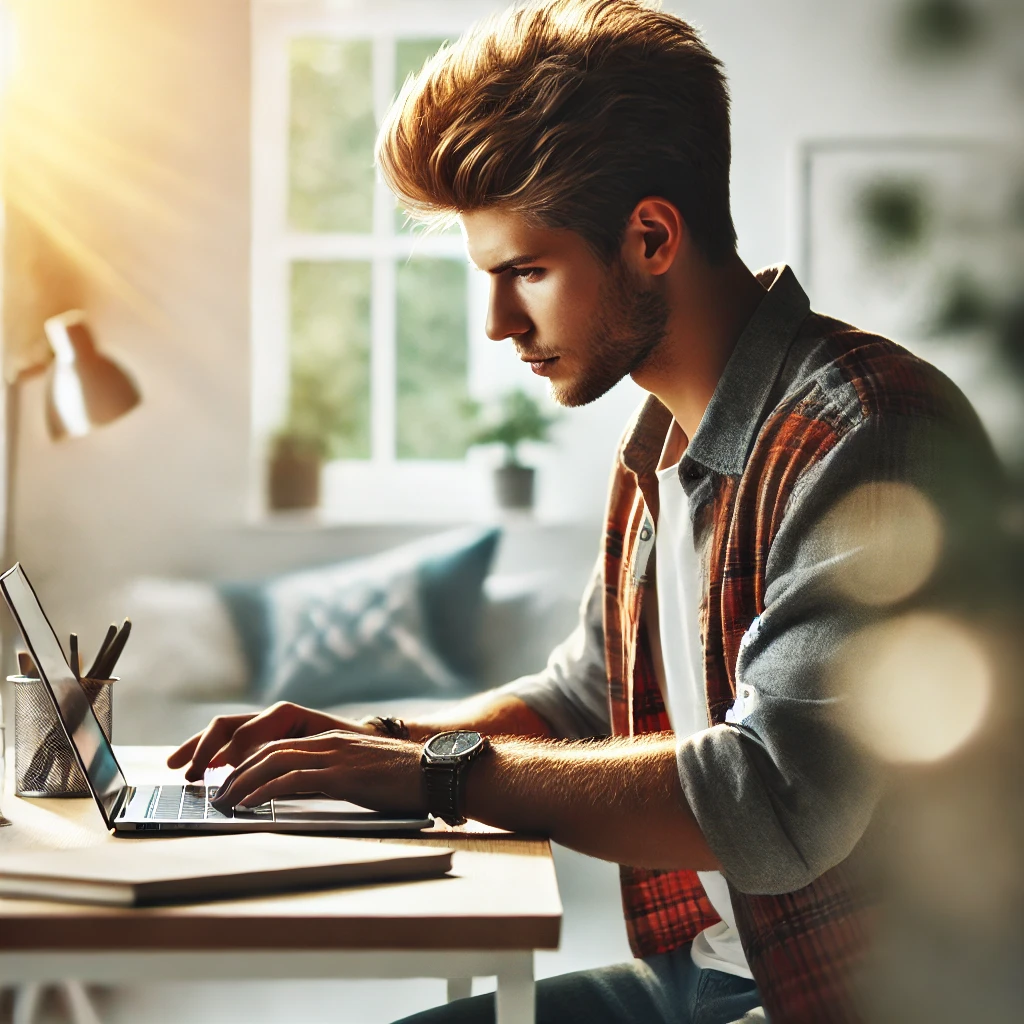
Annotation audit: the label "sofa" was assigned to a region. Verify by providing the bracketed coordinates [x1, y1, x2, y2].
[107, 526, 586, 746]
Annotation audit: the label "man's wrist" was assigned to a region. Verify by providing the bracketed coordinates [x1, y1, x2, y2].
[403, 739, 431, 816]
[352, 731, 429, 815]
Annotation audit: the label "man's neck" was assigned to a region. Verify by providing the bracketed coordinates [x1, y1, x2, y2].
[633, 253, 766, 442]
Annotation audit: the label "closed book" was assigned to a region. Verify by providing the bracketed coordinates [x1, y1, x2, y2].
[0, 833, 453, 907]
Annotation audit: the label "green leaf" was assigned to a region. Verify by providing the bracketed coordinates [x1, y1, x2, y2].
[468, 389, 559, 464]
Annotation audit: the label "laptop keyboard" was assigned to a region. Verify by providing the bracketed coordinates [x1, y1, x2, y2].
[145, 785, 273, 821]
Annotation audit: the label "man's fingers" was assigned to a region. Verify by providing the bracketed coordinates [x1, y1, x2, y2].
[208, 708, 299, 770]
[206, 703, 303, 772]
[217, 732, 347, 793]
[207, 720, 274, 772]
[236, 769, 330, 808]
[220, 729, 352, 779]
[215, 747, 329, 809]
[181, 716, 250, 782]
[166, 733, 203, 769]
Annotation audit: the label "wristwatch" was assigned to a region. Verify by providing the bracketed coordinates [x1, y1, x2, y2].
[421, 731, 490, 827]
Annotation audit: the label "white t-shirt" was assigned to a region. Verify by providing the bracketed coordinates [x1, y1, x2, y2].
[653, 460, 753, 980]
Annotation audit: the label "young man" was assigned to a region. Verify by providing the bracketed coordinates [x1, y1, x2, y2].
[170, 2, 1000, 1021]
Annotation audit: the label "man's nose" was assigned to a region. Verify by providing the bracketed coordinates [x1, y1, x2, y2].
[485, 279, 531, 342]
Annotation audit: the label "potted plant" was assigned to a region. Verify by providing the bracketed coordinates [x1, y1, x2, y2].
[469, 389, 558, 510]
[266, 365, 334, 512]
[267, 429, 326, 511]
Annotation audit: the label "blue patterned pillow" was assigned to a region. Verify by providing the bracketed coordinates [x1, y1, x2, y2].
[220, 527, 501, 707]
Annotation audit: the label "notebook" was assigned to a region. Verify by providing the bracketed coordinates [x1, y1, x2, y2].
[0, 832, 453, 907]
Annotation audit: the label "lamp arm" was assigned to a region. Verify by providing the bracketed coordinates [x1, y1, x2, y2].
[1, 377, 20, 678]
[4, 358, 51, 387]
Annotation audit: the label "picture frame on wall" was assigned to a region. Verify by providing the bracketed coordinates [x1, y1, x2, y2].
[794, 137, 1024, 471]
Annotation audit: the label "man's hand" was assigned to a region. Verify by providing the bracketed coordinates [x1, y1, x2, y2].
[165, 694, 717, 874]
[166, 702, 375, 782]
[210, 731, 426, 816]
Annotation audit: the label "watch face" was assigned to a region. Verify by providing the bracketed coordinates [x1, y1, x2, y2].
[428, 731, 482, 757]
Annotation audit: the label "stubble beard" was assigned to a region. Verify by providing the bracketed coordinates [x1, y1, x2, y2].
[549, 260, 670, 409]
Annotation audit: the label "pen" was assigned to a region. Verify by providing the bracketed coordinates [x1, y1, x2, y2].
[95, 619, 131, 679]
[69, 634, 81, 681]
[85, 624, 117, 679]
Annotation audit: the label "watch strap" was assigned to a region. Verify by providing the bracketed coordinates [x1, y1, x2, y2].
[422, 762, 467, 826]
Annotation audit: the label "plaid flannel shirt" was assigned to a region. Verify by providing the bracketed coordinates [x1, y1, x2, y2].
[506, 264, 1000, 1023]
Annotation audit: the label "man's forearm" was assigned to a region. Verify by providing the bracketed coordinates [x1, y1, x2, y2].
[464, 733, 721, 872]
[207, 715, 720, 873]
[402, 698, 717, 870]
[398, 692, 556, 742]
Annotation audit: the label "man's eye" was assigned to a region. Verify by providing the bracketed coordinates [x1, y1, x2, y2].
[512, 267, 544, 282]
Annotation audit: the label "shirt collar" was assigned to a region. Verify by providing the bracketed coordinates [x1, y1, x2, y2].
[621, 264, 810, 480]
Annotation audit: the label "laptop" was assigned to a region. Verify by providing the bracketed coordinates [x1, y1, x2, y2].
[1, 563, 433, 834]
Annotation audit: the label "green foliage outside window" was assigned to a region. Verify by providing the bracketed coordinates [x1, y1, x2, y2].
[289, 38, 376, 233]
[396, 258, 471, 459]
[288, 261, 372, 459]
[286, 36, 470, 462]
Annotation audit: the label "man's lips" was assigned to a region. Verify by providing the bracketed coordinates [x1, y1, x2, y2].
[529, 357, 558, 376]
[520, 353, 559, 376]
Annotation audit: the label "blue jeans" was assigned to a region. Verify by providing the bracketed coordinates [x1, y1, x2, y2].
[391, 945, 762, 1024]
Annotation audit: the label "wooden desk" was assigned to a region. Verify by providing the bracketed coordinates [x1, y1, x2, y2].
[0, 746, 562, 1024]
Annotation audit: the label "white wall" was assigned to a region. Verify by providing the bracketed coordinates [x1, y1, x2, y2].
[688, 0, 1020, 273]
[3, 0, 1020, 636]
[4, 0, 253, 633]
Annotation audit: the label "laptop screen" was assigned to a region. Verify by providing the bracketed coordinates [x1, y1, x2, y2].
[1, 564, 128, 824]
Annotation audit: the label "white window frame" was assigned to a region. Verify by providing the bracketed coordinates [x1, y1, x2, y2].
[250, 0, 506, 521]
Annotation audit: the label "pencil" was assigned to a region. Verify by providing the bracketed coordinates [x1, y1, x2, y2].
[70, 633, 80, 681]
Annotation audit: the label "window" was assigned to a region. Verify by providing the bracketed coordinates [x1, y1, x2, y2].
[252, 1, 504, 520]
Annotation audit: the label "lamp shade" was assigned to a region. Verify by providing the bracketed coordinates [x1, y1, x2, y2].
[43, 311, 141, 440]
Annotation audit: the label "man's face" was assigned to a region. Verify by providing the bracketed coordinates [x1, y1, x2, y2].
[462, 208, 669, 407]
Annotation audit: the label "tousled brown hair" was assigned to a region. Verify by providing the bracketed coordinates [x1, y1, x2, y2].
[376, 0, 736, 263]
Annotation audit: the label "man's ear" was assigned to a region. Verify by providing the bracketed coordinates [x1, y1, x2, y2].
[620, 197, 687, 277]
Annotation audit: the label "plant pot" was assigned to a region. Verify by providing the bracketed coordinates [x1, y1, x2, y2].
[494, 463, 535, 510]
[268, 440, 322, 511]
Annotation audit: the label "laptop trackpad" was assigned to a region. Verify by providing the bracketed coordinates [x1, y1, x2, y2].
[272, 797, 390, 821]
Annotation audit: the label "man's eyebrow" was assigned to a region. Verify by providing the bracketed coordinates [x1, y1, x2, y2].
[485, 253, 542, 275]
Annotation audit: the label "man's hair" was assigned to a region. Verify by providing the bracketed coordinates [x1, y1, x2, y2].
[377, 0, 736, 264]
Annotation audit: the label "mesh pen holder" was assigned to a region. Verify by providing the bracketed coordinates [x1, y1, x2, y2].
[9, 675, 114, 797]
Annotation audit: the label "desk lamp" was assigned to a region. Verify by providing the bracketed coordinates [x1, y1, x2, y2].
[0, 311, 141, 825]
[42, 311, 140, 439]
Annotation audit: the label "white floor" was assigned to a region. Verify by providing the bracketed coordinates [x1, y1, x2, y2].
[7, 844, 633, 1024]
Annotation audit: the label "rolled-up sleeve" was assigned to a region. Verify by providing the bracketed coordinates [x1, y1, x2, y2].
[677, 412, 1002, 894]
[498, 559, 611, 739]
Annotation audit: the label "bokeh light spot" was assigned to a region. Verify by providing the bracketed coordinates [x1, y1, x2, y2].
[835, 612, 991, 763]
[825, 482, 943, 606]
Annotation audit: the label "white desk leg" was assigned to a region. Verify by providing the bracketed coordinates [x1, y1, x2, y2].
[62, 982, 103, 1024]
[447, 978, 472, 1002]
[495, 953, 534, 1024]
[13, 984, 43, 1024]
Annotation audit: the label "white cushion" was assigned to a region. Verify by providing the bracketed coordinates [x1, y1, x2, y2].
[111, 578, 249, 701]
